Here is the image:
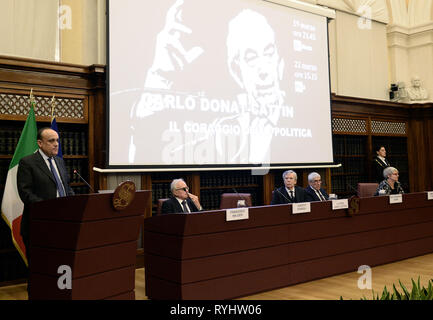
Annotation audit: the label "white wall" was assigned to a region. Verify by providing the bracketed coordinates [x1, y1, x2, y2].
[333, 10, 390, 100]
[0, 0, 59, 61]
[387, 0, 433, 102]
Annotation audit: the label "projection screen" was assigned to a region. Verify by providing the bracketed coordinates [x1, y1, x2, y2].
[108, 0, 333, 169]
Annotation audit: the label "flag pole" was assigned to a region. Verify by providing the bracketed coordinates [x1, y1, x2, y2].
[50, 95, 56, 121]
[29, 88, 35, 109]
[1, 89, 39, 266]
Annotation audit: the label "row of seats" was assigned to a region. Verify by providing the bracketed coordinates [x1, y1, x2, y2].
[156, 183, 379, 215]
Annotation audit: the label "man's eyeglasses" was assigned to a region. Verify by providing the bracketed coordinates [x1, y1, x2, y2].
[175, 187, 189, 192]
[312, 179, 321, 183]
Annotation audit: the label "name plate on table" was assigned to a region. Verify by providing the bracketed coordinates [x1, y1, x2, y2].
[226, 207, 249, 221]
[428, 192, 433, 200]
[292, 202, 311, 215]
[332, 199, 348, 210]
[389, 194, 403, 204]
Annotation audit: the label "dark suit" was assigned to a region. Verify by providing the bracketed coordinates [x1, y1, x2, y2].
[271, 186, 307, 205]
[161, 197, 200, 214]
[304, 186, 329, 202]
[372, 156, 390, 183]
[17, 151, 74, 251]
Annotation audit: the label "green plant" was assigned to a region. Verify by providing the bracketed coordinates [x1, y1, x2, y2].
[364, 277, 433, 300]
[340, 277, 433, 300]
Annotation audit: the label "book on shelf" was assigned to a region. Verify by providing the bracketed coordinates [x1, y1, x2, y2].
[59, 131, 87, 156]
[200, 171, 259, 188]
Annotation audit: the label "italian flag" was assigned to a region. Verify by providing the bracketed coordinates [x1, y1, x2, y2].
[1, 105, 38, 266]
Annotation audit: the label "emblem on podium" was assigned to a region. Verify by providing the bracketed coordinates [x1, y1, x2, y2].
[113, 180, 136, 211]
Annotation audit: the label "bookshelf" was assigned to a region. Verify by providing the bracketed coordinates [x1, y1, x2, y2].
[57, 123, 90, 195]
[200, 171, 262, 210]
[150, 172, 174, 215]
[331, 134, 369, 197]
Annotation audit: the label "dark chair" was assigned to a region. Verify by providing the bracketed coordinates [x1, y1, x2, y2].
[219, 193, 252, 209]
[357, 183, 379, 197]
[156, 198, 169, 215]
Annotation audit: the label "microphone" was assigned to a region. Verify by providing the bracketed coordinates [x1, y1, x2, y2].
[232, 188, 247, 207]
[73, 169, 95, 193]
[346, 183, 359, 195]
[397, 181, 406, 193]
[275, 187, 291, 203]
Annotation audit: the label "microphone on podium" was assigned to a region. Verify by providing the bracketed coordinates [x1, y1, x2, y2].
[73, 169, 95, 193]
[232, 188, 247, 207]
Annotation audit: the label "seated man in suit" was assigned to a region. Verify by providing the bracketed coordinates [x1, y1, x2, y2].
[304, 172, 329, 202]
[161, 178, 203, 214]
[271, 170, 306, 204]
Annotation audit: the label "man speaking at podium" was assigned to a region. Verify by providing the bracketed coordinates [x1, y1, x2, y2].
[17, 127, 74, 254]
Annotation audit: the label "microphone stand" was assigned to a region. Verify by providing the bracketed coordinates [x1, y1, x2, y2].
[74, 169, 95, 193]
[275, 187, 292, 203]
[232, 188, 247, 207]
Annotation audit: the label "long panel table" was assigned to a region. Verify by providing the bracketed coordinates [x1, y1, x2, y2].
[142, 192, 433, 299]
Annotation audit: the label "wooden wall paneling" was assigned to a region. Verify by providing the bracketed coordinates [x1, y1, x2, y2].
[325, 168, 332, 194]
[189, 173, 201, 200]
[407, 118, 423, 192]
[88, 65, 106, 190]
[96, 172, 108, 191]
[425, 118, 433, 191]
[408, 105, 433, 192]
[262, 173, 274, 205]
[331, 94, 411, 119]
[83, 95, 94, 190]
[141, 174, 152, 219]
[301, 170, 309, 188]
[366, 116, 373, 180]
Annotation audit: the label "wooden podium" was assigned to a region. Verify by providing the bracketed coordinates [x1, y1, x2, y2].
[28, 187, 150, 300]
[143, 192, 433, 300]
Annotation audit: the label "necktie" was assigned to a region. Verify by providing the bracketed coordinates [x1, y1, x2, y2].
[181, 200, 189, 213]
[317, 190, 325, 201]
[289, 191, 294, 201]
[48, 157, 65, 197]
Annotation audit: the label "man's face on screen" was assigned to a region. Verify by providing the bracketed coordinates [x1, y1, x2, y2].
[238, 30, 281, 107]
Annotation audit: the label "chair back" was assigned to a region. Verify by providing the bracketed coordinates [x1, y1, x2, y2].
[220, 193, 252, 209]
[156, 198, 170, 215]
[357, 183, 379, 197]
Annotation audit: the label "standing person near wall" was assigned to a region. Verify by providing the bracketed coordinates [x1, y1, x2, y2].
[371, 145, 390, 183]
